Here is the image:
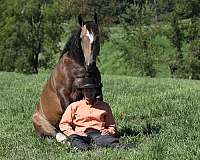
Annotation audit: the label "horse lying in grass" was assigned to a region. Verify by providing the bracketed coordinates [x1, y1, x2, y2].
[32, 14, 103, 142]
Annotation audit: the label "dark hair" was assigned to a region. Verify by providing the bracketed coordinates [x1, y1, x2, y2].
[60, 28, 82, 59]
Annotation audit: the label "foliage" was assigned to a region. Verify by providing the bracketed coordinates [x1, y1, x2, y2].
[175, 0, 200, 19]
[66, 0, 119, 25]
[0, 0, 199, 79]
[113, 0, 200, 79]
[170, 13, 183, 55]
[118, 2, 159, 77]
[187, 40, 200, 80]
[170, 16, 200, 80]
[0, 0, 72, 73]
[99, 25, 177, 77]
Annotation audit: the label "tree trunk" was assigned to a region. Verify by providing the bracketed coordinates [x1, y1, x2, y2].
[32, 53, 38, 74]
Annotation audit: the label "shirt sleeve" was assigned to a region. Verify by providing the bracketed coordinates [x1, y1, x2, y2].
[105, 103, 117, 136]
[59, 102, 77, 136]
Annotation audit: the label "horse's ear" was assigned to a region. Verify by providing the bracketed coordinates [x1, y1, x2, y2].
[78, 14, 84, 26]
[94, 12, 98, 24]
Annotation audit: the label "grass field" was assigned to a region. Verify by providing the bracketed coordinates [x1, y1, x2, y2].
[0, 72, 200, 160]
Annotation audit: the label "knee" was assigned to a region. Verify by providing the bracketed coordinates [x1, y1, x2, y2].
[94, 135, 119, 147]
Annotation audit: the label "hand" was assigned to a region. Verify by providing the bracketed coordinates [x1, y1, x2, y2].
[101, 129, 110, 135]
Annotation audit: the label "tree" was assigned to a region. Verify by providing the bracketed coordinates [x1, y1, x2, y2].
[118, 2, 158, 77]
[0, 0, 73, 73]
[185, 18, 200, 80]
[168, 0, 200, 79]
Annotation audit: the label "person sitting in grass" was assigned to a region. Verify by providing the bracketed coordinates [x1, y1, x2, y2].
[59, 77, 128, 151]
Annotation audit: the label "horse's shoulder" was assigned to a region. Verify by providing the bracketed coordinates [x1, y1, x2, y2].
[61, 56, 73, 65]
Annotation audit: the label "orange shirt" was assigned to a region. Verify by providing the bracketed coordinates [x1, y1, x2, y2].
[59, 100, 117, 137]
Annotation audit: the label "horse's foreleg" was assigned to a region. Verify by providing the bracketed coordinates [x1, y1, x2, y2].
[32, 110, 66, 143]
[32, 111, 57, 138]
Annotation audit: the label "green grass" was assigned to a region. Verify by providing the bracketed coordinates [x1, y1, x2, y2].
[0, 72, 200, 159]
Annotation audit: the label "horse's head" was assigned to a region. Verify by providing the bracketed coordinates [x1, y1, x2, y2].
[78, 13, 100, 72]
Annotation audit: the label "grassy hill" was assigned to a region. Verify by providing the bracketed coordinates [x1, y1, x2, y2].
[0, 72, 200, 159]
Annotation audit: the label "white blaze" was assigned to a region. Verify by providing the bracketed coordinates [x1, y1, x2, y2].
[86, 30, 94, 44]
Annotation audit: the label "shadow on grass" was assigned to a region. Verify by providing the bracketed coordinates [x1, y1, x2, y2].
[118, 123, 161, 137]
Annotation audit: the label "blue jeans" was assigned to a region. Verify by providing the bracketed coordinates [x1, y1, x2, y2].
[69, 130, 119, 150]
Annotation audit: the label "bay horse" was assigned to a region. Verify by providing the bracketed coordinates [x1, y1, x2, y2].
[32, 14, 103, 141]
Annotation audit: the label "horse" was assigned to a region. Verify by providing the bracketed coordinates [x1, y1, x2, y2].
[32, 13, 103, 141]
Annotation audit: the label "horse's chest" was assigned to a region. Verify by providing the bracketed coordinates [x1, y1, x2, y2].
[72, 67, 86, 78]
[69, 88, 83, 102]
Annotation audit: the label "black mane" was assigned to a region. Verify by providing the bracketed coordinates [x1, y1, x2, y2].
[60, 28, 82, 59]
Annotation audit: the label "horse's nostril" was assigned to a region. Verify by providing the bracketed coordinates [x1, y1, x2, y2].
[85, 64, 93, 72]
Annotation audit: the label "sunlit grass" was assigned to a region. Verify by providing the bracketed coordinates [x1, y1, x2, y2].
[0, 72, 200, 159]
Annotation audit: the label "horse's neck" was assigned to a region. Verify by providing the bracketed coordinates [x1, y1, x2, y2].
[67, 50, 84, 66]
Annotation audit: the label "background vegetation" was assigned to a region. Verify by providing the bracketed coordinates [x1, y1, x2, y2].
[0, 72, 200, 159]
[0, 0, 199, 79]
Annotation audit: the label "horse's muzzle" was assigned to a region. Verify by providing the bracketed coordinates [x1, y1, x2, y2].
[85, 62, 96, 72]
[85, 65, 93, 72]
